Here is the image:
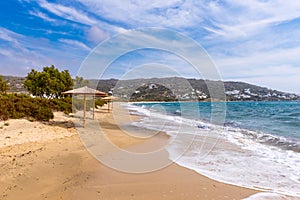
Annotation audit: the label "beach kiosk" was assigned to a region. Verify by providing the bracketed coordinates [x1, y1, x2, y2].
[62, 86, 107, 127]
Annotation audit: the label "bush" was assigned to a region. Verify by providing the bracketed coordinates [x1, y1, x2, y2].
[44, 97, 72, 114]
[0, 94, 72, 122]
[0, 94, 105, 122]
[0, 108, 9, 121]
[95, 99, 105, 107]
[34, 107, 54, 121]
[72, 97, 106, 112]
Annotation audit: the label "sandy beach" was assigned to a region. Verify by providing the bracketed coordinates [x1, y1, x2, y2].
[0, 104, 259, 200]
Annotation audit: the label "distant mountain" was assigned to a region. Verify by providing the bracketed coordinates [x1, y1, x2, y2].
[2, 76, 299, 101]
[94, 77, 299, 101]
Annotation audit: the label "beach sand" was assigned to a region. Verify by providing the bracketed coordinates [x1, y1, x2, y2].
[0, 104, 259, 200]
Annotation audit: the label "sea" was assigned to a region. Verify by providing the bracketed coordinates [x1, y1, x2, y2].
[125, 101, 300, 198]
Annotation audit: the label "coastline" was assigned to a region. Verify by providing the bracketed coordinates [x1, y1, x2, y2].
[0, 104, 261, 199]
[127, 101, 300, 198]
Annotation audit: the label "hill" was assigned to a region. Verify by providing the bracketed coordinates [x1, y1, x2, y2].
[93, 77, 299, 101]
[2, 76, 26, 94]
[2, 76, 299, 101]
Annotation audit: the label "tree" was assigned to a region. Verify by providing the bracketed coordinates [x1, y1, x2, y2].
[0, 75, 9, 94]
[74, 76, 89, 88]
[24, 65, 73, 98]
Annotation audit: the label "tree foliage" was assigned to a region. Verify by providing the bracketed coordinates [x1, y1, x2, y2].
[24, 65, 73, 98]
[74, 76, 89, 88]
[0, 75, 9, 94]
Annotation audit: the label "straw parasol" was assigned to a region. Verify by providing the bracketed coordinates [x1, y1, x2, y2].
[102, 96, 119, 112]
[62, 86, 108, 127]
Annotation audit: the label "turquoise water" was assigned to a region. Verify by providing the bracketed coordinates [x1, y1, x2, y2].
[128, 101, 300, 197]
[135, 101, 300, 152]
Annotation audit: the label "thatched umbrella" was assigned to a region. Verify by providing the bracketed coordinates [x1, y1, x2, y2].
[102, 96, 119, 112]
[62, 86, 107, 127]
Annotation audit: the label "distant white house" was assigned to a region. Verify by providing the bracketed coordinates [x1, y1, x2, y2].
[148, 84, 158, 89]
[240, 94, 251, 99]
[226, 90, 240, 95]
[244, 88, 251, 94]
[198, 94, 207, 99]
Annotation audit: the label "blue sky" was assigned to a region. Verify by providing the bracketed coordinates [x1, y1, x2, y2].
[0, 0, 300, 93]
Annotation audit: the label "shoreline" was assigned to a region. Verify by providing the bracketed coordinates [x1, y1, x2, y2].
[128, 100, 300, 104]
[0, 104, 262, 199]
[121, 102, 300, 199]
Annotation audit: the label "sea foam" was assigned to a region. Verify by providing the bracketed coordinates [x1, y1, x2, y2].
[125, 103, 300, 198]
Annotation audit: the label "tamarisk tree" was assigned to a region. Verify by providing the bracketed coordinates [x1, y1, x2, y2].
[24, 65, 73, 98]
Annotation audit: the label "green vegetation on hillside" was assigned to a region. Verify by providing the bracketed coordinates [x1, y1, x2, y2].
[129, 84, 177, 101]
[96, 78, 300, 101]
[3, 75, 299, 102]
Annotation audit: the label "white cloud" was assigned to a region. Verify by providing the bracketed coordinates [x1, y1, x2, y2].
[232, 73, 300, 94]
[2, 0, 300, 93]
[202, 0, 300, 40]
[215, 46, 300, 73]
[36, 0, 128, 39]
[0, 49, 14, 57]
[29, 10, 56, 22]
[76, 0, 204, 28]
[75, 0, 300, 40]
[38, 0, 97, 25]
[213, 47, 300, 93]
[0, 43, 52, 76]
[59, 39, 91, 51]
[0, 28, 37, 55]
[78, 28, 220, 81]
[0, 28, 21, 44]
[86, 26, 109, 43]
[0, 28, 83, 76]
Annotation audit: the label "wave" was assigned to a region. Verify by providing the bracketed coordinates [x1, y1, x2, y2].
[130, 102, 300, 153]
[222, 124, 300, 153]
[125, 103, 300, 198]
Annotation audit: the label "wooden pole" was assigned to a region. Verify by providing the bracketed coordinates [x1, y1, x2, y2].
[83, 95, 86, 128]
[93, 95, 95, 120]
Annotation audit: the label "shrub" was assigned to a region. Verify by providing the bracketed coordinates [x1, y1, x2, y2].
[0, 109, 9, 121]
[49, 97, 72, 114]
[0, 93, 104, 122]
[34, 107, 54, 121]
[72, 97, 106, 112]
[0, 94, 71, 122]
[95, 99, 105, 107]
